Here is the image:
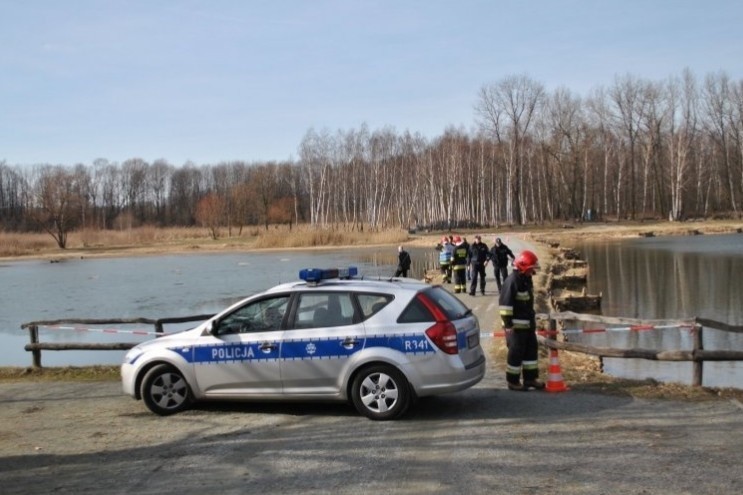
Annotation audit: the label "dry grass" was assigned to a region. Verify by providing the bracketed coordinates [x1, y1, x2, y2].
[1, 225, 412, 259]
[0, 232, 58, 256]
[0, 365, 120, 382]
[487, 341, 743, 402]
[253, 225, 409, 249]
[4, 219, 741, 260]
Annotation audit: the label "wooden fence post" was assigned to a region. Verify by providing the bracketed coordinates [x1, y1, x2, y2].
[549, 317, 557, 342]
[692, 322, 703, 387]
[29, 324, 42, 368]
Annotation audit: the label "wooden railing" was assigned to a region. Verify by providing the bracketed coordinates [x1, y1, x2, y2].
[19, 311, 743, 388]
[20, 315, 214, 368]
[538, 311, 743, 386]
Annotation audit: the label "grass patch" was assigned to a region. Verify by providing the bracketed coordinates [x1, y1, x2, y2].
[1, 225, 413, 258]
[0, 232, 58, 256]
[0, 365, 120, 382]
[253, 225, 409, 249]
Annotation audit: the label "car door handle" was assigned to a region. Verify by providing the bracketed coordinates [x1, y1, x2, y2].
[341, 337, 360, 349]
[259, 342, 278, 352]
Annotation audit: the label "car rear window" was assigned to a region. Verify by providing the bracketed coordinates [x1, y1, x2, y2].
[397, 286, 472, 323]
[420, 286, 472, 320]
[397, 296, 435, 323]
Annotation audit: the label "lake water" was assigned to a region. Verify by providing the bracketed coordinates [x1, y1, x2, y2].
[575, 233, 743, 388]
[0, 246, 437, 367]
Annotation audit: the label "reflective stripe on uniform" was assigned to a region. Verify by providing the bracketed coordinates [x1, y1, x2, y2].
[522, 360, 538, 371]
[515, 291, 531, 301]
[506, 364, 521, 375]
[513, 318, 531, 329]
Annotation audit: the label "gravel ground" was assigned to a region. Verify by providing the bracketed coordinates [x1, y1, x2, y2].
[2, 345, 743, 495]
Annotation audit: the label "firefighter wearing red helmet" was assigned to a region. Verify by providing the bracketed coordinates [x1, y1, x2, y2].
[450, 236, 468, 293]
[498, 249, 545, 391]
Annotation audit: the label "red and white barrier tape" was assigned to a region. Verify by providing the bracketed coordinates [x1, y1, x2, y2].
[492, 323, 694, 338]
[42, 323, 693, 340]
[42, 325, 159, 336]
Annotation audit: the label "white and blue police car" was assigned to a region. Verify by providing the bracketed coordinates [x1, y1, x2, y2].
[121, 267, 486, 420]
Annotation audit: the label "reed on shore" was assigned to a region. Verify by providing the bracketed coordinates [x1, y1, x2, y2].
[0, 225, 412, 259]
[5, 218, 741, 260]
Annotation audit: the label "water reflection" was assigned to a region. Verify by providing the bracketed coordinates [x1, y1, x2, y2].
[583, 236, 743, 323]
[574, 233, 743, 388]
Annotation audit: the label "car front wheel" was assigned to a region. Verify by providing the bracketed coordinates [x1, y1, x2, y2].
[351, 364, 411, 420]
[140, 364, 192, 416]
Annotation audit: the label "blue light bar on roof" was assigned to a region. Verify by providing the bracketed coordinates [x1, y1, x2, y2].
[299, 266, 358, 283]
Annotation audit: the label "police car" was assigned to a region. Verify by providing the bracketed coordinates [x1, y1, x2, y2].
[121, 267, 486, 420]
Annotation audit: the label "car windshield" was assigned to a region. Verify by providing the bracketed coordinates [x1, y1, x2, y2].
[423, 286, 472, 320]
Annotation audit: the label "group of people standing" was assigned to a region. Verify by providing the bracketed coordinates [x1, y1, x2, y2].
[397, 235, 544, 393]
[437, 234, 544, 392]
[436, 234, 516, 295]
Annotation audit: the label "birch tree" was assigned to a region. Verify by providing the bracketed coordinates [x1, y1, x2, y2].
[666, 70, 699, 221]
[476, 74, 545, 224]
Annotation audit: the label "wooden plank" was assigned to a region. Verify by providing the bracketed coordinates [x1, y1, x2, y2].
[25, 343, 137, 351]
[538, 336, 743, 362]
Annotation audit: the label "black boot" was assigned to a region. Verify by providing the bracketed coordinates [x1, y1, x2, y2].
[524, 380, 545, 390]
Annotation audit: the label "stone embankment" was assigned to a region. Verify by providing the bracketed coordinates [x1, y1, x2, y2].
[542, 243, 602, 314]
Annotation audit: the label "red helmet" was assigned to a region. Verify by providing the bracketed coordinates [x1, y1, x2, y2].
[514, 250, 539, 273]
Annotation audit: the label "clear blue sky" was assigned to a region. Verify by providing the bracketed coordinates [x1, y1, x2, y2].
[1, 0, 741, 167]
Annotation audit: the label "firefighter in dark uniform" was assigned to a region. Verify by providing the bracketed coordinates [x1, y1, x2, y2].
[468, 235, 489, 296]
[450, 236, 469, 293]
[499, 250, 545, 391]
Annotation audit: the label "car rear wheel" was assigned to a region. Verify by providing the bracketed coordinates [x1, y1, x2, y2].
[351, 364, 410, 420]
[140, 364, 192, 415]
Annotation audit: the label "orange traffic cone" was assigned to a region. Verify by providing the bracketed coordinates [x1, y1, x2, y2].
[545, 348, 569, 393]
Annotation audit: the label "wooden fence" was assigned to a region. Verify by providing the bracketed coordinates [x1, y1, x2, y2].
[18, 311, 743, 388]
[538, 311, 743, 387]
[20, 314, 214, 368]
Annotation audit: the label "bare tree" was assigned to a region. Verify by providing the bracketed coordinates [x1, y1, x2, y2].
[195, 193, 225, 240]
[476, 74, 545, 224]
[0, 162, 28, 229]
[299, 128, 334, 227]
[249, 164, 279, 230]
[30, 165, 83, 248]
[666, 69, 699, 221]
[610, 74, 650, 220]
[543, 86, 588, 220]
[703, 71, 738, 214]
[149, 159, 172, 223]
[638, 81, 668, 217]
[729, 79, 743, 214]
